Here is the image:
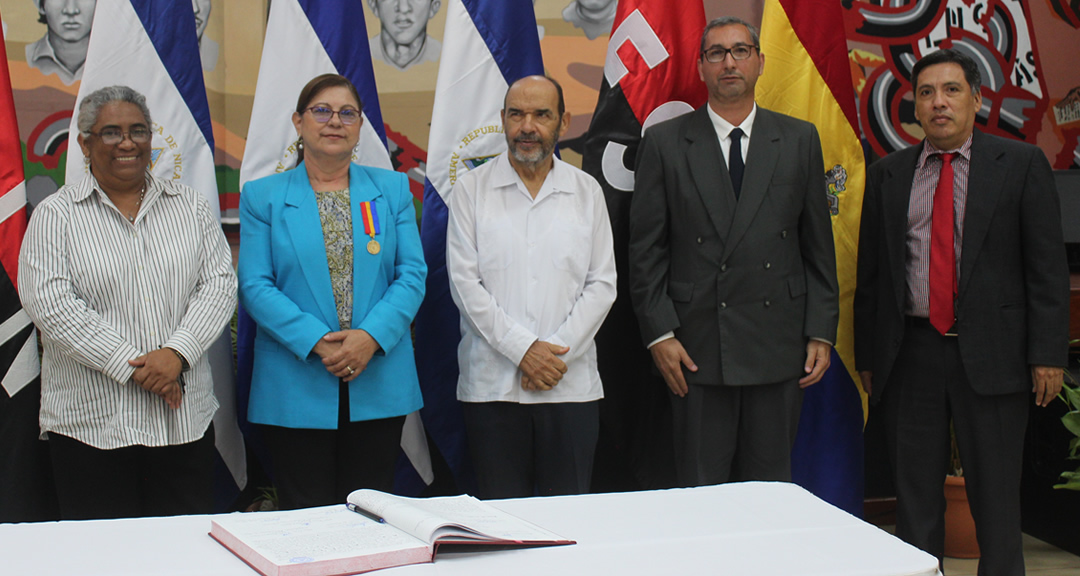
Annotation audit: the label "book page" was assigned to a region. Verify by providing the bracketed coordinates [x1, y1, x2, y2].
[212, 505, 429, 566]
[347, 490, 571, 545]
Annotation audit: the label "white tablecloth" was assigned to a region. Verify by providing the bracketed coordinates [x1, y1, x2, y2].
[0, 482, 940, 576]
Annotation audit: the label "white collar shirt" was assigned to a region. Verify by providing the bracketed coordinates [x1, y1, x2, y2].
[18, 172, 237, 448]
[447, 152, 617, 403]
[707, 102, 757, 166]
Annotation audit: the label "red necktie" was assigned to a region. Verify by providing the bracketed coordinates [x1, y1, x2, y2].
[929, 152, 956, 335]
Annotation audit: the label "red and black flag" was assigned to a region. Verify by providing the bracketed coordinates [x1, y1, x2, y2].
[581, 0, 706, 491]
[0, 21, 56, 522]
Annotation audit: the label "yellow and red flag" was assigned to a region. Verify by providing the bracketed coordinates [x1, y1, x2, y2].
[757, 0, 866, 516]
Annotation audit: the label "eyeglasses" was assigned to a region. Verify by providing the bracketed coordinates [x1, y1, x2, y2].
[702, 44, 758, 63]
[86, 126, 152, 145]
[305, 106, 361, 125]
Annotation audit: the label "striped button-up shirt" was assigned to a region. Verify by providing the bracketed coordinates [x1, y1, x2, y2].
[18, 173, 237, 449]
[905, 135, 973, 317]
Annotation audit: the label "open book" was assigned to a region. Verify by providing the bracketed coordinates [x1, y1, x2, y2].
[209, 489, 574, 576]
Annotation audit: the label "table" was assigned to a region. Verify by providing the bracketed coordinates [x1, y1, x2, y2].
[0, 482, 940, 576]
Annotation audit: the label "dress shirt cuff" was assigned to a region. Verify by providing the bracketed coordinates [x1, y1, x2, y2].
[647, 331, 676, 349]
[810, 337, 834, 346]
[497, 324, 539, 367]
[164, 328, 203, 371]
[103, 342, 141, 385]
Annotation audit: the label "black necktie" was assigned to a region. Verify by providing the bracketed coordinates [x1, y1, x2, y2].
[729, 128, 744, 200]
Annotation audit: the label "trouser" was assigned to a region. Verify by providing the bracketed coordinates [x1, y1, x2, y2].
[49, 423, 215, 520]
[884, 318, 1028, 576]
[463, 400, 599, 499]
[670, 380, 802, 486]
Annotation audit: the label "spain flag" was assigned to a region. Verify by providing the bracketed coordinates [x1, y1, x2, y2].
[757, 0, 866, 516]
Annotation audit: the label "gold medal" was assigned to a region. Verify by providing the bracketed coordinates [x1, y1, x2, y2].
[367, 239, 381, 254]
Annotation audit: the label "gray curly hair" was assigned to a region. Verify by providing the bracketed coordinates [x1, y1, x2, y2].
[77, 86, 153, 135]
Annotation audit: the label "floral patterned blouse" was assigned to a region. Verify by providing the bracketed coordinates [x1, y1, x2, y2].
[314, 188, 353, 330]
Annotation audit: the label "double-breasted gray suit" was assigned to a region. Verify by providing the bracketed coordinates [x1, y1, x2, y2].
[629, 105, 838, 386]
[854, 129, 1069, 572]
[628, 104, 838, 484]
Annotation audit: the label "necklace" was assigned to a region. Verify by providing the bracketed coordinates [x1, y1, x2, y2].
[126, 187, 146, 224]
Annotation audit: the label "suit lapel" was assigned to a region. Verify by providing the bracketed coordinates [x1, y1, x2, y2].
[958, 130, 1006, 300]
[880, 147, 920, 317]
[685, 107, 736, 245]
[348, 164, 383, 328]
[722, 109, 780, 260]
[283, 164, 341, 329]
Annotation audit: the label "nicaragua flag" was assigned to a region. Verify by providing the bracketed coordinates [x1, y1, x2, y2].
[581, 0, 706, 491]
[413, 0, 544, 493]
[63, 0, 247, 494]
[238, 0, 391, 189]
[237, 0, 433, 489]
[757, 0, 867, 517]
[0, 20, 54, 523]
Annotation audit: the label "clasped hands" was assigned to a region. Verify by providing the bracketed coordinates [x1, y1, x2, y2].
[313, 329, 380, 382]
[129, 348, 184, 409]
[519, 340, 569, 392]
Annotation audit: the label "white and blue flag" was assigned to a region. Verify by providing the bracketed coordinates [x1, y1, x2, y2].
[237, 0, 434, 489]
[238, 0, 391, 190]
[64, 0, 245, 491]
[414, 0, 545, 492]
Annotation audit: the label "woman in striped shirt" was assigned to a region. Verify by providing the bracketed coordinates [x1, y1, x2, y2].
[18, 86, 237, 520]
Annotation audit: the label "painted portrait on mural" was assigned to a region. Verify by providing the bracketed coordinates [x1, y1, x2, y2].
[193, 0, 217, 71]
[368, 0, 442, 70]
[25, 0, 96, 85]
[562, 0, 617, 39]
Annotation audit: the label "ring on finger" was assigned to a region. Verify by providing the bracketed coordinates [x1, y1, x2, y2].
[346, 366, 355, 375]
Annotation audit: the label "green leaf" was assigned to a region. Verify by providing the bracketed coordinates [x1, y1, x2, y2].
[1063, 412, 1080, 438]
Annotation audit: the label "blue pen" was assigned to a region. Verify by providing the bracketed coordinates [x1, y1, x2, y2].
[346, 502, 386, 523]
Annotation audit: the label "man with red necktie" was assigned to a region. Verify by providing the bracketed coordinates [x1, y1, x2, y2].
[855, 48, 1069, 575]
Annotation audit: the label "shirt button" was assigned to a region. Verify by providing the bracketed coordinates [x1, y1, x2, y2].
[696, 237, 703, 244]
[763, 261, 771, 269]
[781, 230, 788, 239]
[720, 302, 727, 309]
[720, 263, 727, 272]
[764, 300, 771, 307]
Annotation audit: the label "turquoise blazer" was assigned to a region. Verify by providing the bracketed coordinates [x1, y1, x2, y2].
[238, 162, 425, 429]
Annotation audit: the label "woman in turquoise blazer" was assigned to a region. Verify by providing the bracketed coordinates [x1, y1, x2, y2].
[238, 74, 425, 509]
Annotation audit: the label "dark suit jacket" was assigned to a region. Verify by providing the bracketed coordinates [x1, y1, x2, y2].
[854, 130, 1069, 402]
[629, 105, 839, 387]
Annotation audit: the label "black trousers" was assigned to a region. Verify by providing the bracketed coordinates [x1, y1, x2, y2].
[463, 401, 599, 500]
[261, 380, 405, 510]
[883, 319, 1028, 576]
[49, 423, 216, 520]
[670, 380, 802, 486]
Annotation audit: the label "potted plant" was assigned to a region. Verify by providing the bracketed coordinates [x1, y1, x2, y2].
[1055, 377, 1080, 490]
